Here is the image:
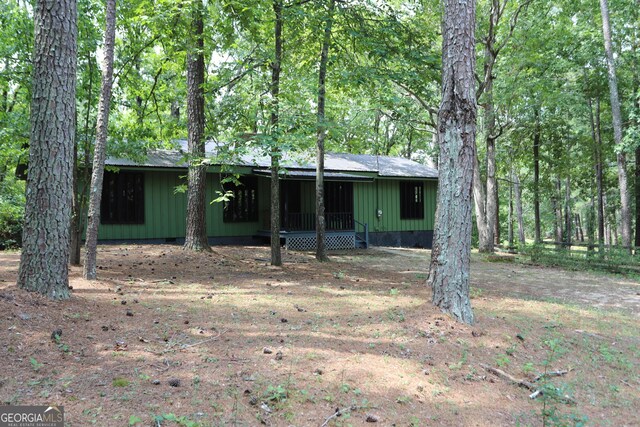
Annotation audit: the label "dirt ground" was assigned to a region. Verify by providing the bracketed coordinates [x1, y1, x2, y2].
[0, 245, 638, 427]
[369, 247, 640, 316]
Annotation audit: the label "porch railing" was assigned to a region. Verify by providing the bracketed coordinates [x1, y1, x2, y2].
[283, 212, 354, 231]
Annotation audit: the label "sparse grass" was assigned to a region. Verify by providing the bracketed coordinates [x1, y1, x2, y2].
[112, 378, 130, 388]
[0, 245, 638, 426]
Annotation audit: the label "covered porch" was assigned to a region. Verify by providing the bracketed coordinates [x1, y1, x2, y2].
[256, 178, 369, 250]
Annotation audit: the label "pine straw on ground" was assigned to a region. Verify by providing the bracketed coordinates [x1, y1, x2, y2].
[0, 245, 638, 426]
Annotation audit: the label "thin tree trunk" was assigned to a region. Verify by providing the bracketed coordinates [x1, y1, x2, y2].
[600, 0, 632, 250]
[636, 145, 640, 248]
[83, 0, 117, 279]
[587, 198, 595, 255]
[588, 97, 605, 249]
[70, 51, 95, 266]
[613, 208, 619, 246]
[533, 107, 541, 244]
[554, 178, 563, 246]
[70, 140, 81, 265]
[494, 179, 500, 245]
[184, 0, 211, 252]
[315, 0, 336, 262]
[270, 0, 283, 266]
[18, 0, 77, 298]
[603, 193, 610, 247]
[475, 0, 529, 253]
[634, 2, 640, 249]
[564, 177, 572, 247]
[428, 0, 477, 325]
[575, 214, 583, 242]
[473, 151, 490, 251]
[514, 172, 525, 244]
[508, 177, 514, 248]
[482, 45, 496, 252]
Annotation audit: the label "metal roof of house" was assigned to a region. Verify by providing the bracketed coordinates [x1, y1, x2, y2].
[106, 140, 438, 179]
[252, 168, 375, 181]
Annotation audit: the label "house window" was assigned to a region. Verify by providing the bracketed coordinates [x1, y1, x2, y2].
[101, 171, 145, 224]
[400, 181, 424, 220]
[223, 176, 258, 222]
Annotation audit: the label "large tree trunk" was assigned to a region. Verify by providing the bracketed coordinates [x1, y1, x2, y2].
[533, 107, 541, 243]
[270, 0, 283, 266]
[184, 0, 211, 252]
[83, 0, 117, 279]
[18, 0, 77, 298]
[315, 0, 336, 262]
[513, 172, 525, 244]
[600, 0, 632, 251]
[428, 0, 476, 325]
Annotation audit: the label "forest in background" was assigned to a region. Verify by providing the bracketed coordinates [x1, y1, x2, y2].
[1, 0, 639, 253]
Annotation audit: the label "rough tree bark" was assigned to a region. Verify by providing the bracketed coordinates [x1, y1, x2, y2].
[315, 0, 336, 262]
[270, 0, 283, 266]
[83, 0, 117, 279]
[600, 0, 631, 250]
[428, 0, 477, 325]
[18, 0, 77, 298]
[183, 0, 211, 252]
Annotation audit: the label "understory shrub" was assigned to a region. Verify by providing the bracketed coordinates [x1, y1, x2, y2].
[0, 178, 25, 249]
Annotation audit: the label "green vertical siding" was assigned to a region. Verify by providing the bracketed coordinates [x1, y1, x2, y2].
[98, 170, 188, 240]
[99, 170, 263, 240]
[97, 169, 436, 240]
[353, 179, 436, 232]
[204, 173, 263, 236]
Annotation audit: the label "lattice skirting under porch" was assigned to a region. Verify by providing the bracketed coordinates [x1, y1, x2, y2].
[286, 234, 355, 251]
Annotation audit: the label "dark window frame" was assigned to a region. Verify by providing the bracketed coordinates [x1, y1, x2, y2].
[400, 181, 424, 220]
[100, 170, 145, 225]
[223, 176, 259, 223]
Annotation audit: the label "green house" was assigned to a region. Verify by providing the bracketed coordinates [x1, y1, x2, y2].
[99, 142, 438, 249]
